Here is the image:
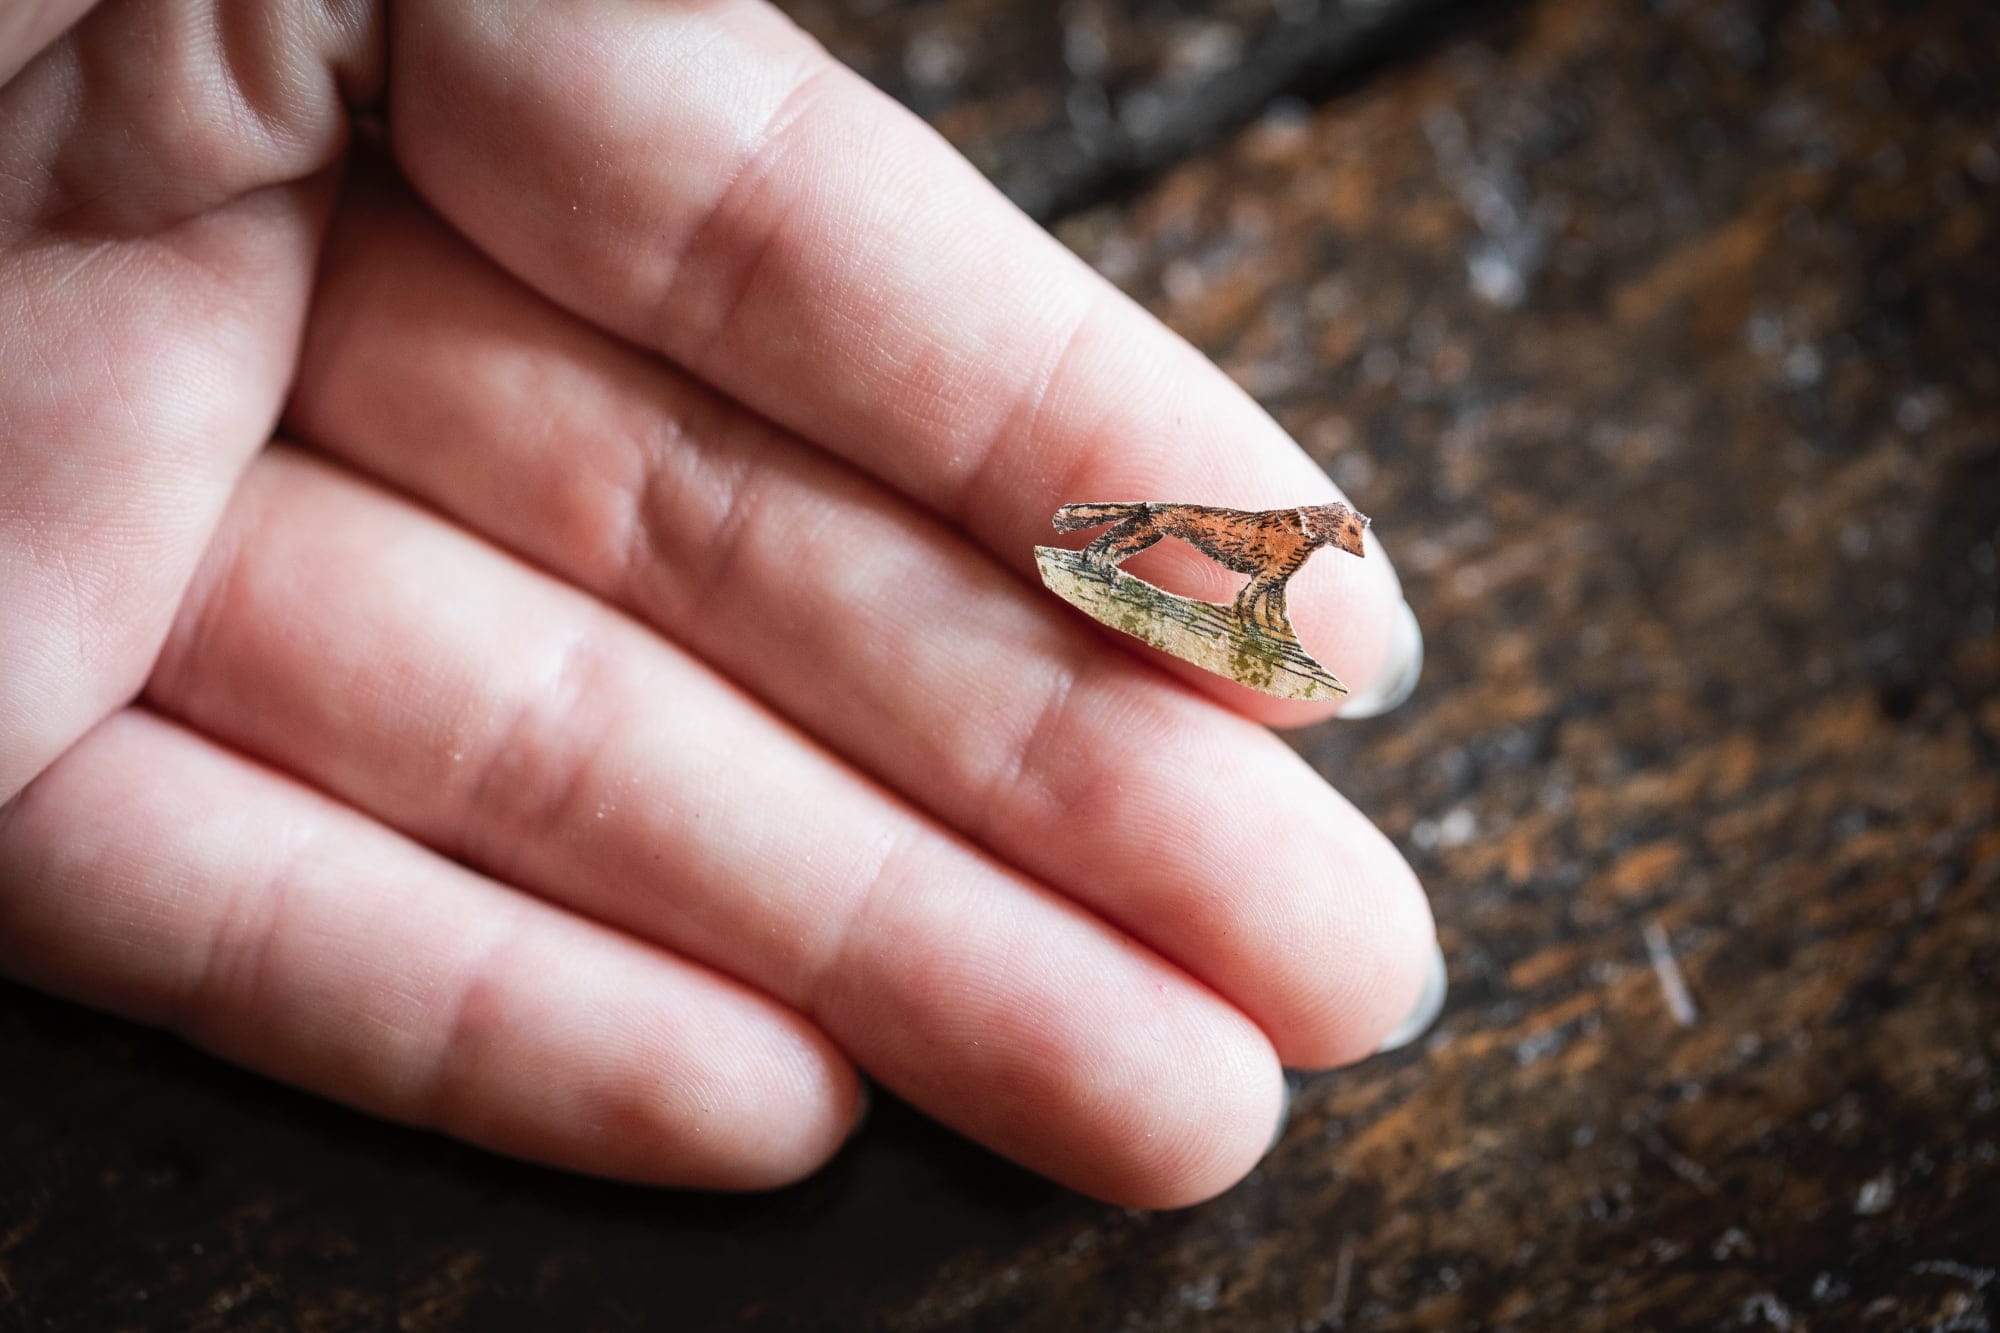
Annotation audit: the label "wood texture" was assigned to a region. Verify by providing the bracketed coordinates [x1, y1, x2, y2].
[4, 0, 1998, 1327]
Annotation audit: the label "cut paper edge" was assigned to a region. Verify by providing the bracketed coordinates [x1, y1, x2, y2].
[1034, 546, 1348, 701]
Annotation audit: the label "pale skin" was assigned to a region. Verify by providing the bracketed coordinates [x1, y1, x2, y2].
[0, 1, 1433, 1207]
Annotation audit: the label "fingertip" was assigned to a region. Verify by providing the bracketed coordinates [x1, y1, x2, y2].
[1328, 868, 1440, 1069]
[953, 957, 1286, 1209]
[1093, 1052, 1288, 1210]
[1110, 1006, 1290, 1209]
[439, 969, 867, 1194]
[1265, 1068, 1300, 1158]
[1246, 813, 1437, 1071]
[678, 1023, 870, 1192]
[561, 968, 871, 1193]
[1275, 524, 1413, 722]
[1374, 935, 1448, 1055]
[1337, 596, 1425, 720]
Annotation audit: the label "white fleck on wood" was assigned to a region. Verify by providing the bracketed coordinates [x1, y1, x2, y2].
[1643, 920, 1700, 1028]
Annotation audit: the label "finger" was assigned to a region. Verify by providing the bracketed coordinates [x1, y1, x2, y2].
[0, 0, 96, 87]
[287, 177, 1437, 1068]
[384, 0, 1413, 725]
[0, 709, 863, 1189]
[148, 448, 1285, 1207]
[0, 1, 377, 801]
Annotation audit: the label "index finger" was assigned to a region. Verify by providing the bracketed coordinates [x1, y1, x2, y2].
[386, 0, 1416, 725]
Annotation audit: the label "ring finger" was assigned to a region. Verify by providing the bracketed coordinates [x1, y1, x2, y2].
[148, 446, 1285, 1207]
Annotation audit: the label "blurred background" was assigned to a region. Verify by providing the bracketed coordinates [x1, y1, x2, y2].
[4, 0, 1997, 1327]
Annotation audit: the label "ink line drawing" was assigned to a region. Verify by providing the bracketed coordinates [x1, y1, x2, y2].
[1035, 500, 1370, 701]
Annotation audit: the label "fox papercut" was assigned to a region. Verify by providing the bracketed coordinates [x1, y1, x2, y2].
[1035, 501, 1370, 702]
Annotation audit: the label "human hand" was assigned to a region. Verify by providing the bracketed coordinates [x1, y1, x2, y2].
[0, 0, 1436, 1207]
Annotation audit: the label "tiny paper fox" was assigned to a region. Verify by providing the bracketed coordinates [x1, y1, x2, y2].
[1053, 500, 1370, 640]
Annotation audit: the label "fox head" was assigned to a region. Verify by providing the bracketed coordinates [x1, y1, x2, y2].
[1301, 502, 1370, 558]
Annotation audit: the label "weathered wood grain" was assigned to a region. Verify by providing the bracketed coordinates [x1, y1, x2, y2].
[779, 0, 1481, 221]
[4, 0, 1997, 1328]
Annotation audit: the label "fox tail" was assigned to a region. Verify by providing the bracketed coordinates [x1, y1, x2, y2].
[1051, 502, 1148, 533]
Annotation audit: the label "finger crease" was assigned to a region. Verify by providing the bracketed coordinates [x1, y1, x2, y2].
[653, 56, 846, 360]
[682, 461, 775, 629]
[458, 625, 620, 878]
[800, 823, 917, 1025]
[973, 655, 1088, 849]
[949, 289, 1104, 534]
[172, 817, 312, 1045]
[418, 901, 529, 1135]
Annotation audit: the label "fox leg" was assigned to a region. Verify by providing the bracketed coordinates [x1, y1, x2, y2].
[1081, 517, 1164, 569]
[1234, 576, 1272, 629]
[1235, 576, 1298, 640]
[1261, 582, 1295, 640]
[1232, 579, 1256, 623]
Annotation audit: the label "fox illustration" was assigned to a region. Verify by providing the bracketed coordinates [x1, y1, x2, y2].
[1052, 500, 1369, 640]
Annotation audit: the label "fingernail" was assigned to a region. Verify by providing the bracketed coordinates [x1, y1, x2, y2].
[1376, 936, 1448, 1053]
[1265, 1070, 1300, 1156]
[1341, 598, 1424, 719]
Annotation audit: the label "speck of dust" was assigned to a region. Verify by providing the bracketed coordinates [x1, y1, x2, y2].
[1853, 1168, 1896, 1216]
[1412, 807, 1477, 850]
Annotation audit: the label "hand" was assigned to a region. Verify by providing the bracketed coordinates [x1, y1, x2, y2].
[0, 0, 1436, 1207]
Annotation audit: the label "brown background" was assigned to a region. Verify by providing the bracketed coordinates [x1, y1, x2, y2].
[4, 0, 1998, 1327]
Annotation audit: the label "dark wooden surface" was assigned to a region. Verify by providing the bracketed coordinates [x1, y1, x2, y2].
[6, 0, 1999, 1327]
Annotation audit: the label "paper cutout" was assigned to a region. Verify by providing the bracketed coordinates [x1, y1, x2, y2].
[1035, 501, 1370, 701]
